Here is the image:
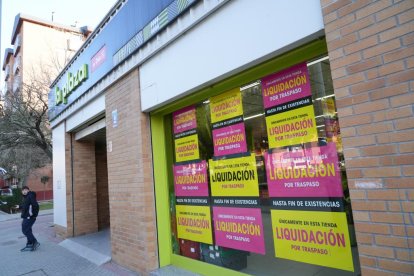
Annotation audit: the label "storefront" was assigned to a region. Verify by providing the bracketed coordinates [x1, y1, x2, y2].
[49, 0, 413, 275]
[150, 39, 361, 275]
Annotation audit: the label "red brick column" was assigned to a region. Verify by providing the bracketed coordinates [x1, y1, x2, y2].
[105, 69, 158, 274]
[71, 138, 98, 236]
[321, 0, 414, 275]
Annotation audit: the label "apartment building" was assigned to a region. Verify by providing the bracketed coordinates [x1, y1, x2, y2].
[1, 14, 91, 200]
[2, 13, 91, 105]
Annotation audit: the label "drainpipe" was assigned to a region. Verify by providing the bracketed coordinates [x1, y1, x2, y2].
[70, 134, 75, 237]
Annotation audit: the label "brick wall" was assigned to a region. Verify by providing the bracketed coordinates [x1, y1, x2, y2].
[25, 164, 53, 201]
[105, 69, 158, 274]
[64, 131, 73, 238]
[64, 133, 98, 237]
[96, 142, 110, 230]
[321, 0, 414, 275]
[72, 138, 98, 236]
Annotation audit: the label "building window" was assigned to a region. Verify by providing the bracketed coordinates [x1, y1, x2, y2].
[166, 57, 360, 275]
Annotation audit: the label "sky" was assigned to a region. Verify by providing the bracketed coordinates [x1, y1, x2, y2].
[0, 0, 117, 89]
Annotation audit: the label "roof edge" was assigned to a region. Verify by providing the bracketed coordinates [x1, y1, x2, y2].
[11, 13, 91, 44]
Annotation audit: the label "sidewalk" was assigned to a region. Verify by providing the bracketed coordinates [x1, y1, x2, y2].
[0, 211, 198, 276]
[0, 213, 137, 276]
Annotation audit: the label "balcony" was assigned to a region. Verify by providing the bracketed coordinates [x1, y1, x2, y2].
[13, 76, 21, 93]
[14, 34, 21, 56]
[4, 65, 10, 81]
[13, 56, 21, 75]
[3, 82, 12, 95]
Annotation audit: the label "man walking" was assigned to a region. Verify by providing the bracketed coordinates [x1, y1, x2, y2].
[20, 186, 40, 252]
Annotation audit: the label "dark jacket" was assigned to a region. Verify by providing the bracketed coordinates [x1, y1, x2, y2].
[21, 191, 39, 219]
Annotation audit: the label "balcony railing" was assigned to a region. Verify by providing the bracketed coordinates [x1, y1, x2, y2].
[14, 34, 21, 56]
[13, 56, 20, 75]
[13, 76, 21, 93]
[4, 65, 10, 81]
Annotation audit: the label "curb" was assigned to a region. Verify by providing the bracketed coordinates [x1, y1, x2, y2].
[0, 210, 53, 222]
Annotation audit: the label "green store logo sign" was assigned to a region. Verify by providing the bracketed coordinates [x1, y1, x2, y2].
[55, 64, 88, 105]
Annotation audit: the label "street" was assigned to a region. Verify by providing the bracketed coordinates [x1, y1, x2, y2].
[0, 213, 137, 276]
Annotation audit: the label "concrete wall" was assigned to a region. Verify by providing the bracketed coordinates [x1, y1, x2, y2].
[140, 0, 324, 111]
[52, 123, 67, 228]
[21, 21, 84, 84]
[105, 69, 158, 273]
[321, 0, 414, 275]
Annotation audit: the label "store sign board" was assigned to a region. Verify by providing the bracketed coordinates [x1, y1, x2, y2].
[213, 122, 247, 156]
[264, 143, 343, 198]
[271, 209, 354, 272]
[210, 88, 243, 124]
[176, 204, 213, 244]
[55, 64, 88, 105]
[48, 0, 196, 121]
[209, 154, 259, 197]
[265, 105, 318, 148]
[174, 134, 200, 162]
[173, 161, 209, 197]
[261, 62, 311, 109]
[173, 106, 197, 134]
[213, 206, 265, 254]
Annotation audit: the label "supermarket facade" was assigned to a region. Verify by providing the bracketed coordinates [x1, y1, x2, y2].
[48, 0, 414, 275]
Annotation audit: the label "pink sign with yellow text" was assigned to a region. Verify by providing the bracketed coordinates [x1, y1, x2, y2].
[213, 206, 265, 255]
[213, 122, 247, 156]
[174, 161, 209, 197]
[262, 62, 311, 109]
[264, 143, 343, 197]
[173, 106, 197, 134]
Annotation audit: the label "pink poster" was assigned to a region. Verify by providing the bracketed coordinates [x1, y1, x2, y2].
[262, 62, 311, 109]
[213, 206, 265, 255]
[173, 106, 197, 134]
[264, 143, 343, 197]
[174, 161, 209, 197]
[91, 45, 107, 72]
[213, 123, 247, 156]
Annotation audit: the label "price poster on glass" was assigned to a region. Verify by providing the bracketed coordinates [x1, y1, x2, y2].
[209, 89, 266, 255]
[173, 106, 213, 244]
[262, 62, 318, 148]
[261, 62, 354, 271]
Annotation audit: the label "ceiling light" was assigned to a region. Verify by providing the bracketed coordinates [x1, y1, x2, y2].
[244, 113, 264, 120]
[307, 56, 329, 67]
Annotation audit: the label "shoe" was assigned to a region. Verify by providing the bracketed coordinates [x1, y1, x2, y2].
[20, 244, 33, 252]
[31, 241, 40, 251]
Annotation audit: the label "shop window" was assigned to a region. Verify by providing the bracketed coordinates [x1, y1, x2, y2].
[167, 57, 360, 275]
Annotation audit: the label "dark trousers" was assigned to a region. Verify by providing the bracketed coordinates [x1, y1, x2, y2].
[22, 218, 37, 245]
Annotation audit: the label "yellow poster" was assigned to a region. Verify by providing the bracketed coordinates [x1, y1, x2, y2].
[266, 105, 318, 148]
[176, 205, 213, 244]
[210, 88, 243, 123]
[271, 210, 354, 272]
[209, 154, 259, 197]
[175, 134, 200, 162]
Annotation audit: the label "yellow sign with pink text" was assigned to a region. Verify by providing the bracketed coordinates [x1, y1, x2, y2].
[210, 88, 243, 123]
[271, 210, 354, 272]
[209, 154, 259, 197]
